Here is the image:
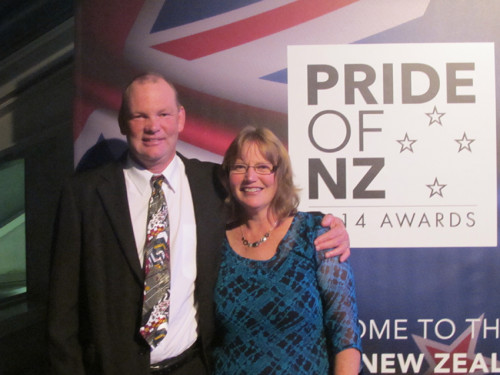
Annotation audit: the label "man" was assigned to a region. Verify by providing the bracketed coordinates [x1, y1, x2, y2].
[48, 73, 350, 375]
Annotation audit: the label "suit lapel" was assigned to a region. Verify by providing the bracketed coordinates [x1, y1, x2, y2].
[181, 154, 225, 280]
[182, 156, 212, 245]
[96, 162, 144, 283]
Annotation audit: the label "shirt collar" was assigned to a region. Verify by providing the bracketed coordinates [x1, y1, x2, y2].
[124, 154, 180, 195]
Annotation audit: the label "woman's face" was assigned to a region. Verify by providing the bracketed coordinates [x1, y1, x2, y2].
[229, 142, 278, 217]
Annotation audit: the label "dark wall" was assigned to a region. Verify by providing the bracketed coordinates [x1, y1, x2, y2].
[0, 0, 74, 61]
[0, 63, 74, 375]
[0, 3, 75, 373]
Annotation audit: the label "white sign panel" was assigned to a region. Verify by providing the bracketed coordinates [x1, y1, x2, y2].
[288, 43, 497, 248]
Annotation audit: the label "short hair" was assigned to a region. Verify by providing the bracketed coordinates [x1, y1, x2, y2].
[221, 126, 300, 223]
[118, 72, 181, 129]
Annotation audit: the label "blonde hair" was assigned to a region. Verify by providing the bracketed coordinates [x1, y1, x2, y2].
[221, 126, 299, 223]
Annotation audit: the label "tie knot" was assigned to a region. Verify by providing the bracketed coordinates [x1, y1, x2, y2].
[151, 175, 165, 191]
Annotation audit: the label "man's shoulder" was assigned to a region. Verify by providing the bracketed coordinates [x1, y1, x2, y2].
[178, 153, 220, 169]
[296, 211, 324, 230]
[66, 159, 124, 188]
[177, 153, 226, 199]
[177, 153, 222, 179]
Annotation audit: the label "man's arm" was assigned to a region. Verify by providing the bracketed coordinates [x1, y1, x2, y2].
[48, 182, 86, 375]
[316, 214, 350, 262]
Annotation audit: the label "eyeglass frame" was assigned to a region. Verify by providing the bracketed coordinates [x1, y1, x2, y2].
[229, 163, 277, 175]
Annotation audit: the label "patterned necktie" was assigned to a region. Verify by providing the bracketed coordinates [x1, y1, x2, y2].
[140, 175, 171, 348]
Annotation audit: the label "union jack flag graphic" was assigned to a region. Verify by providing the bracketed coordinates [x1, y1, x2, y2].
[74, 0, 430, 167]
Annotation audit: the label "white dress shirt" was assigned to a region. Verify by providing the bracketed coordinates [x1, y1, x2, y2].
[123, 155, 198, 363]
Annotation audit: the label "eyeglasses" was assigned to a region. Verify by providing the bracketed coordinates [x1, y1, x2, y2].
[229, 163, 276, 175]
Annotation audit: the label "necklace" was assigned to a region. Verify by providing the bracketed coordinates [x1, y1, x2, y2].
[240, 222, 277, 248]
[241, 232, 270, 248]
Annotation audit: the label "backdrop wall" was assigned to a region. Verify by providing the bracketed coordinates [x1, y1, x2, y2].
[74, 1, 500, 373]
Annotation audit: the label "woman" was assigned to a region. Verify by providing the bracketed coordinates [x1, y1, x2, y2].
[212, 126, 362, 374]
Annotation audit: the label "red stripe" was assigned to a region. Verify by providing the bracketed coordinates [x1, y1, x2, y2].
[74, 0, 146, 139]
[178, 85, 287, 154]
[74, 77, 125, 140]
[181, 115, 237, 156]
[74, 76, 287, 154]
[76, 0, 145, 56]
[152, 0, 359, 60]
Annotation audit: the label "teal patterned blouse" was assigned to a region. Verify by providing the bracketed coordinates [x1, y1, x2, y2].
[213, 212, 362, 374]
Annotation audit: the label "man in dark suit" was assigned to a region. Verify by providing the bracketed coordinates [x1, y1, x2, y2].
[48, 73, 350, 375]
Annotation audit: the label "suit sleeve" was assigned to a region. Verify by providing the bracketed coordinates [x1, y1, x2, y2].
[48, 180, 86, 375]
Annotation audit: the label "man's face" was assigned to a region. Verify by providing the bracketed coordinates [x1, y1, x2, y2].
[120, 79, 185, 173]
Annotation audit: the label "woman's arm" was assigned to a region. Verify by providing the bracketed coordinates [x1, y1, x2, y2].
[312, 216, 362, 374]
[334, 348, 361, 375]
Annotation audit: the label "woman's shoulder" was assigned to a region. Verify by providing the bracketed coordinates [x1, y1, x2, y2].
[288, 212, 326, 252]
[294, 212, 345, 265]
[295, 211, 325, 231]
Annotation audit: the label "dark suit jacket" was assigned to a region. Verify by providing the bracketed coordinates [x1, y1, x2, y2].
[48, 154, 226, 375]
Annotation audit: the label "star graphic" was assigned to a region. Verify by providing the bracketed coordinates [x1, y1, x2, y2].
[455, 132, 475, 152]
[426, 106, 445, 126]
[397, 132, 417, 153]
[413, 315, 500, 375]
[426, 177, 446, 198]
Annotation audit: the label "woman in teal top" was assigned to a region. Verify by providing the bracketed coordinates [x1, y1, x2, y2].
[213, 127, 362, 374]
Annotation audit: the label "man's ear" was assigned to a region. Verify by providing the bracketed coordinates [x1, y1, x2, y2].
[119, 123, 128, 136]
[118, 110, 128, 135]
[177, 106, 186, 133]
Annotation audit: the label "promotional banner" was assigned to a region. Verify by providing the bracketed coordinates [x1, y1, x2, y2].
[75, 1, 500, 373]
[288, 43, 497, 248]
